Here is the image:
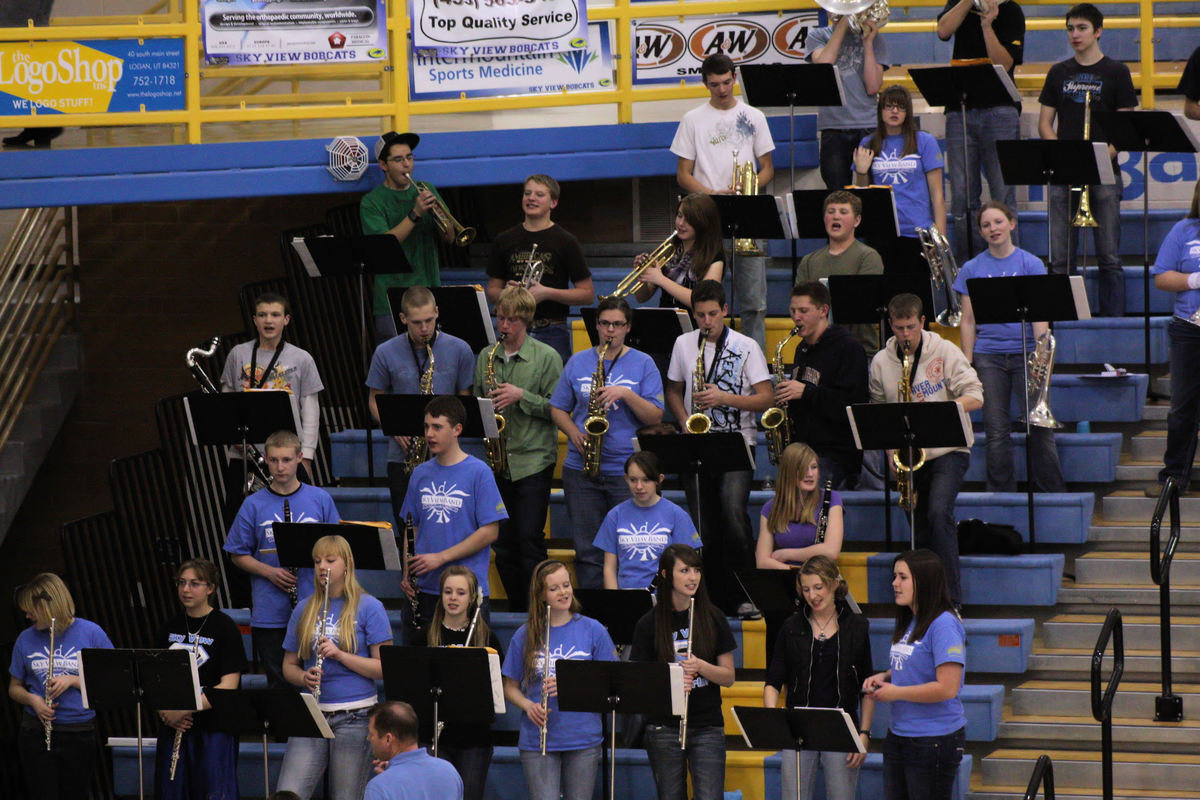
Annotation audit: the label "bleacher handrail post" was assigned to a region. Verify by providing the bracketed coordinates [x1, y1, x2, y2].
[1150, 476, 1183, 721]
[1090, 607, 1122, 800]
[1022, 753, 1056, 800]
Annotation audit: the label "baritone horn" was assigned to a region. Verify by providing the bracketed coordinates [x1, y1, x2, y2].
[817, 0, 890, 34]
[413, 173, 476, 246]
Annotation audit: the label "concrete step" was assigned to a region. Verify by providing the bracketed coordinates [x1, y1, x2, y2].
[1055, 582, 1200, 610]
[1026, 648, 1200, 678]
[981, 748, 1200, 793]
[1087, 520, 1200, 550]
[1075, 551, 1200, 585]
[972, 787, 1200, 800]
[1103, 490, 1200, 521]
[1010, 680, 1200, 719]
[1042, 613, 1200, 650]
[996, 714, 1200, 748]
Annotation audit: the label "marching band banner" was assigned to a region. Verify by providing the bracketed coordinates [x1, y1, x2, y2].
[202, 0, 388, 66]
[411, 0, 588, 58]
[633, 11, 821, 85]
[0, 39, 185, 116]
[411, 21, 612, 99]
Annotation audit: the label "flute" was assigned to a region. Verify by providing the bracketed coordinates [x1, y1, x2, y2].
[44, 617, 55, 751]
[313, 568, 330, 700]
[540, 602, 551, 756]
[679, 597, 695, 749]
[464, 587, 484, 646]
[170, 625, 203, 780]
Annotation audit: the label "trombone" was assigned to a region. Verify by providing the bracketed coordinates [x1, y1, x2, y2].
[412, 172, 477, 247]
[607, 232, 679, 299]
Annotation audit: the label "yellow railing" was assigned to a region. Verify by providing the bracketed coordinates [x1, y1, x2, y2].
[0, 0, 1194, 143]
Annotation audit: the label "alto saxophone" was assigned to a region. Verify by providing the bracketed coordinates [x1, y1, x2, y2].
[763, 326, 798, 463]
[684, 330, 712, 434]
[581, 338, 612, 478]
[404, 341, 435, 475]
[893, 340, 927, 512]
[484, 335, 510, 478]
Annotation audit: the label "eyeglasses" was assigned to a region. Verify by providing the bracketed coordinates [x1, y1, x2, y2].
[387, 154, 414, 163]
[176, 580, 210, 589]
[597, 320, 629, 329]
[882, 103, 907, 112]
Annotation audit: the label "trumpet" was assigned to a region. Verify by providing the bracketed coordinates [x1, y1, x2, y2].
[540, 602, 552, 756]
[44, 617, 55, 751]
[685, 330, 712, 434]
[608, 232, 679, 299]
[763, 326, 798, 464]
[521, 243, 546, 288]
[679, 598, 695, 749]
[413, 172, 476, 247]
[312, 568, 330, 700]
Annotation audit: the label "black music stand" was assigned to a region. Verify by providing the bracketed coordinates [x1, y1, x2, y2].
[294, 233, 411, 485]
[391, 285, 496, 353]
[575, 589, 654, 646]
[380, 645, 500, 757]
[967, 274, 1090, 548]
[205, 687, 333, 798]
[732, 705, 863, 800]
[735, 568, 801, 666]
[848, 401, 973, 550]
[909, 64, 1020, 260]
[375, 393, 500, 442]
[274, 521, 402, 572]
[709, 194, 789, 316]
[741, 62, 846, 277]
[80, 648, 200, 800]
[184, 390, 296, 498]
[995, 140, 1113, 272]
[1095, 110, 1200, 393]
[556, 659, 681, 800]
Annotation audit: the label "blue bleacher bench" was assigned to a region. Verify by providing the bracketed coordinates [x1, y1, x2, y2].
[962, 432, 1121, 483]
[868, 617, 1034, 675]
[866, 553, 1065, 606]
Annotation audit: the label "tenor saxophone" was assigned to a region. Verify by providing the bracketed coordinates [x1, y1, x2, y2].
[404, 341, 435, 475]
[763, 326, 798, 463]
[684, 330, 712, 434]
[484, 335, 510, 478]
[581, 339, 612, 478]
[893, 340, 927, 511]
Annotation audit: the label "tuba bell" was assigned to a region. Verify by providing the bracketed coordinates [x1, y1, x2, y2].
[816, 0, 890, 34]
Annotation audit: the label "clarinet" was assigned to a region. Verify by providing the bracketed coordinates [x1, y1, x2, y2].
[44, 617, 55, 751]
[816, 480, 834, 544]
[679, 598, 695, 749]
[313, 568, 330, 700]
[283, 499, 298, 607]
[540, 602, 551, 756]
[403, 513, 421, 630]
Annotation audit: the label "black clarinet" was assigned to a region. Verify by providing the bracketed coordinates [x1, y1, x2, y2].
[403, 513, 422, 630]
[283, 499, 298, 607]
[816, 479, 833, 544]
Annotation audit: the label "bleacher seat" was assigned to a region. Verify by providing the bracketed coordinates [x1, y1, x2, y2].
[966, 373, 1148, 423]
[962, 432, 1122, 483]
[868, 617, 1035, 674]
[866, 553, 1065, 606]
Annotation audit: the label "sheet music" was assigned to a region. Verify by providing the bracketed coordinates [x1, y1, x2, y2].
[290, 237, 322, 278]
[300, 693, 336, 738]
[668, 662, 685, 716]
[487, 652, 506, 713]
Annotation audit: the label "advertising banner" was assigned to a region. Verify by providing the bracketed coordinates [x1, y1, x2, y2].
[633, 11, 821, 85]
[0, 38, 185, 116]
[202, 0, 388, 66]
[412, 0, 588, 58]
[411, 20, 612, 99]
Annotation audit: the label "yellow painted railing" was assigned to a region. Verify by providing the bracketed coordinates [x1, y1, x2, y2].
[0, 0, 1194, 144]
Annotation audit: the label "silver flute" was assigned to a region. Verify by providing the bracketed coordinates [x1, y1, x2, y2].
[44, 617, 56, 751]
[313, 568, 330, 700]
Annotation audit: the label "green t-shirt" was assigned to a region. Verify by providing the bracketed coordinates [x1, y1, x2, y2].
[359, 182, 443, 315]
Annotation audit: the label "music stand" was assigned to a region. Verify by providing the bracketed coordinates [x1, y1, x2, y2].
[391, 285, 496, 353]
[575, 589, 654, 646]
[274, 521, 402, 572]
[375, 394, 501, 442]
[294, 233, 410, 485]
[380, 645, 501, 757]
[732, 705, 863, 800]
[556, 659, 682, 800]
[848, 401, 973, 549]
[1095, 110, 1199, 394]
[741, 62, 846, 277]
[994, 140, 1113, 272]
[80, 648, 200, 800]
[183, 390, 296, 499]
[967, 274, 1090, 548]
[205, 687, 333, 798]
[709, 193, 789, 316]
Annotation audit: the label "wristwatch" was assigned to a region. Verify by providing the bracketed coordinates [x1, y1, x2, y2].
[859, 730, 871, 736]
[408, 210, 420, 223]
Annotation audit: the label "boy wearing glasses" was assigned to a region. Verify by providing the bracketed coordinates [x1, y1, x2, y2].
[360, 131, 455, 340]
[550, 296, 665, 589]
[223, 430, 341, 687]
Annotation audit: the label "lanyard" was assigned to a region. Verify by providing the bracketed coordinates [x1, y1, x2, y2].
[409, 331, 438, 373]
[249, 342, 284, 389]
[700, 326, 729, 384]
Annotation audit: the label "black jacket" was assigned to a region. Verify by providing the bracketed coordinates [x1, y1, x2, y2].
[764, 601, 873, 727]
[787, 324, 868, 474]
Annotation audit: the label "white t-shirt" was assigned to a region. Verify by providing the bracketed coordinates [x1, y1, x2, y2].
[670, 99, 775, 193]
[668, 326, 770, 446]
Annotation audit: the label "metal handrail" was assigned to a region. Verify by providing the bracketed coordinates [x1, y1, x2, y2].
[1022, 754, 1055, 800]
[1091, 608, 1123, 800]
[0, 208, 76, 455]
[1150, 476, 1183, 721]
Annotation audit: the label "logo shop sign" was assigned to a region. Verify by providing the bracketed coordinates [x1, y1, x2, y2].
[633, 12, 820, 84]
[412, 0, 588, 58]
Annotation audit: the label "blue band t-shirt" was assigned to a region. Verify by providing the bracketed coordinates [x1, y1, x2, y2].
[1151, 219, 1200, 321]
[593, 497, 700, 590]
[10, 618, 113, 724]
[953, 247, 1046, 354]
[283, 594, 391, 707]
[887, 610, 967, 737]
[861, 131, 943, 236]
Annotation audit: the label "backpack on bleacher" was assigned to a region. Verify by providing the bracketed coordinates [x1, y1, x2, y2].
[957, 518, 1023, 555]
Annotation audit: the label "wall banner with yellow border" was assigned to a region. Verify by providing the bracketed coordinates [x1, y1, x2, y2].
[0, 38, 185, 116]
[203, 0, 388, 66]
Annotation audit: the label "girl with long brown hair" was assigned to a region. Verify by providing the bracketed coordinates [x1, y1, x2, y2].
[633, 192, 726, 310]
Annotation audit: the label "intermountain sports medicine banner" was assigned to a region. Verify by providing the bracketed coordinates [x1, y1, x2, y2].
[203, 0, 388, 66]
[412, 0, 588, 58]
[0, 38, 185, 115]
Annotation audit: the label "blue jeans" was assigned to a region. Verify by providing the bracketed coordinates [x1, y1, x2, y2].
[683, 468, 754, 613]
[519, 744, 602, 800]
[437, 744, 493, 800]
[820, 127, 876, 191]
[973, 352, 1066, 493]
[494, 464, 554, 612]
[1161, 318, 1200, 490]
[946, 106, 1020, 266]
[277, 706, 373, 800]
[252, 626, 288, 689]
[781, 747, 861, 800]
[733, 254, 767, 353]
[882, 728, 965, 800]
[562, 467, 631, 589]
[643, 724, 726, 800]
[1048, 182, 1125, 317]
[912, 452, 970, 607]
[818, 455, 860, 492]
[531, 322, 573, 365]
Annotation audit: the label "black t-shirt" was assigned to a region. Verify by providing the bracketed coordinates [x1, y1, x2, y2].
[1180, 46, 1200, 101]
[1038, 56, 1137, 144]
[808, 634, 840, 708]
[939, 0, 1024, 109]
[418, 624, 504, 748]
[486, 223, 591, 321]
[787, 324, 868, 471]
[628, 605, 736, 729]
[158, 609, 247, 731]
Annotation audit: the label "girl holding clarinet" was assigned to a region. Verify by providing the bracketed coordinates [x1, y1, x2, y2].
[8, 573, 113, 800]
[629, 544, 735, 800]
[501, 559, 617, 800]
[422, 565, 503, 800]
[277, 535, 392, 800]
[155, 558, 246, 800]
